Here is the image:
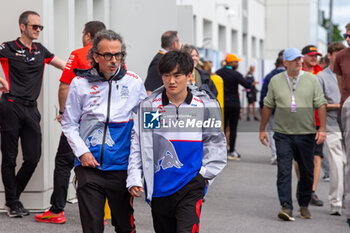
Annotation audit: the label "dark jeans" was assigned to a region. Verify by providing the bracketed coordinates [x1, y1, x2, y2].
[224, 105, 240, 153]
[151, 173, 205, 233]
[273, 132, 315, 209]
[49, 133, 75, 213]
[0, 98, 41, 206]
[75, 167, 135, 233]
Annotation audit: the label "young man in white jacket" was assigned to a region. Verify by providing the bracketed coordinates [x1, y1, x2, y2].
[62, 30, 147, 233]
[127, 50, 227, 233]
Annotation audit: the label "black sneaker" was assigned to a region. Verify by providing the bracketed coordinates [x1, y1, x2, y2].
[310, 193, 323, 206]
[4, 204, 24, 218]
[18, 202, 30, 216]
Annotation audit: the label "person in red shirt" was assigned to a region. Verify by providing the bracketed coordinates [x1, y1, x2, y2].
[35, 21, 106, 224]
[294, 45, 324, 207]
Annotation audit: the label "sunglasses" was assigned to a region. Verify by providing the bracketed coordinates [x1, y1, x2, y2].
[343, 34, 350, 39]
[26, 24, 44, 31]
[96, 52, 125, 61]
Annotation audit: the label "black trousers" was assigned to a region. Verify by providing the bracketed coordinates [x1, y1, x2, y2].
[75, 166, 135, 233]
[274, 132, 315, 208]
[0, 97, 41, 206]
[49, 133, 75, 213]
[224, 105, 241, 153]
[151, 173, 206, 233]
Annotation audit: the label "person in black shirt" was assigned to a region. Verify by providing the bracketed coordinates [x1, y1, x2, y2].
[245, 65, 259, 121]
[0, 10, 65, 218]
[216, 54, 252, 160]
[144, 30, 180, 95]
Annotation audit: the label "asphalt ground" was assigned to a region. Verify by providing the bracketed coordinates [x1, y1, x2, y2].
[0, 118, 349, 232]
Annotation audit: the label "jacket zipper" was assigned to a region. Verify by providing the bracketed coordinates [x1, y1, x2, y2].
[176, 106, 179, 120]
[100, 79, 113, 169]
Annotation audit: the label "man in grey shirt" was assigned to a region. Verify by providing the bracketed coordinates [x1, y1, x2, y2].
[318, 41, 346, 216]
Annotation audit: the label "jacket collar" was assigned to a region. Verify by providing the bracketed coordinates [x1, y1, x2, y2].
[161, 87, 193, 106]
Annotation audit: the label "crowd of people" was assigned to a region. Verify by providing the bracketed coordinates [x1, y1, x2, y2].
[0, 9, 350, 233]
[259, 27, 350, 227]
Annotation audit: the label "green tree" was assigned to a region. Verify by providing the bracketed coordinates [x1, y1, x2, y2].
[332, 24, 344, 42]
[322, 18, 344, 43]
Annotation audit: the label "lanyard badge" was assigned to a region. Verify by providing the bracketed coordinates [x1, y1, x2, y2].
[291, 96, 297, 112]
[285, 71, 302, 113]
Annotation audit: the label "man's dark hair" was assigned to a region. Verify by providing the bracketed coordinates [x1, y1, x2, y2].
[84, 21, 106, 40]
[278, 50, 285, 58]
[328, 41, 345, 54]
[158, 50, 194, 75]
[19, 10, 40, 25]
[275, 57, 284, 67]
[88, 30, 126, 68]
[161, 31, 178, 50]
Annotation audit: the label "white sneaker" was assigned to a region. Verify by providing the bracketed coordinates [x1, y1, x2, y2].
[228, 151, 240, 160]
[330, 206, 342, 216]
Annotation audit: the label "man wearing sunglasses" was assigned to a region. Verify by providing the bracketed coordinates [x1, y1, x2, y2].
[61, 30, 147, 233]
[334, 22, 350, 228]
[35, 21, 106, 224]
[0, 10, 66, 218]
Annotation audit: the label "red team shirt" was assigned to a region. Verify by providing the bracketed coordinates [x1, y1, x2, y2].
[60, 44, 92, 84]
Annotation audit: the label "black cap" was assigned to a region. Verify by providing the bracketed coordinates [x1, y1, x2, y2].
[301, 45, 322, 56]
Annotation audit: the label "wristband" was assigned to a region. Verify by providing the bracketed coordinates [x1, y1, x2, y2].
[59, 111, 64, 115]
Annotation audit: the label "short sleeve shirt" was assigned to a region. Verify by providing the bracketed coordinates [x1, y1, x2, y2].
[60, 44, 92, 85]
[0, 38, 55, 101]
[334, 48, 350, 107]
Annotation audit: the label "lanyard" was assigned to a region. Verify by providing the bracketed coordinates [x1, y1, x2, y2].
[284, 71, 303, 102]
[190, 69, 196, 85]
[158, 48, 167, 55]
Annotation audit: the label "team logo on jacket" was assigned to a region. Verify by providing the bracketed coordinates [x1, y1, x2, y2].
[120, 85, 129, 99]
[85, 128, 115, 147]
[90, 85, 100, 94]
[143, 110, 161, 129]
[154, 151, 183, 173]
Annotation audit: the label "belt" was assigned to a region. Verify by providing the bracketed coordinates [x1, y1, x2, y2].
[2, 94, 37, 107]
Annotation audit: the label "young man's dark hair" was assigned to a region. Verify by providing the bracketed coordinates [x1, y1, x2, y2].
[328, 41, 346, 54]
[84, 21, 106, 40]
[161, 31, 178, 50]
[158, 50, 194, 75]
